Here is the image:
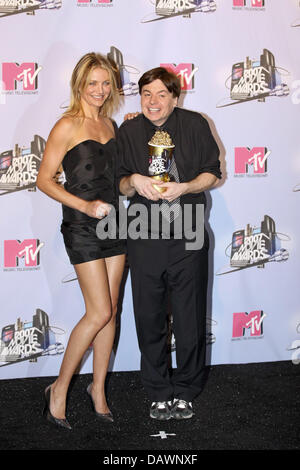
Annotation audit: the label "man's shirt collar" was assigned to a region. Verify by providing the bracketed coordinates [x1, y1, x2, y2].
[142, 107, 177, 137]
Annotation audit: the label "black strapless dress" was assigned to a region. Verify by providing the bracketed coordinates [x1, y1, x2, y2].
[60, 138, 126, 265]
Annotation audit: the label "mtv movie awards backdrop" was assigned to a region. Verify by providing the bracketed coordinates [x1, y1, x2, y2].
[0, 0, 299, 380]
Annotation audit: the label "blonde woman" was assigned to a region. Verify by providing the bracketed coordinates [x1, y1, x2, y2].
[37, 53, 126, 430]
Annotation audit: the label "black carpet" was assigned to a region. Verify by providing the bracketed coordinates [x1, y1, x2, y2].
[0, 361, 299, 460]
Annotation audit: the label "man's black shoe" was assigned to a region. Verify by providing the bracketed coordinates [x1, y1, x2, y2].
[150, 401, 173, 420]
[171, 399, 194, 419]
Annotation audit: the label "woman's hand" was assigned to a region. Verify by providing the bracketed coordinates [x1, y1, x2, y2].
[83, 200, 112, 219]
[124, 112, 140, 121]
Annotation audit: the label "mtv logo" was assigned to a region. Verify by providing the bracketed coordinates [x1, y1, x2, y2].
[4, 239, 44, 267]
[232, 310, 266, 337]
[233, 0, 264, 6]
[160, 63, 198, 90]
[234, 147, 270, 174]
[2, 62, 42, 91]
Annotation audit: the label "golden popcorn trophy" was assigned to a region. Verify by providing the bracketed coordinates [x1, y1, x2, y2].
[148, 130, 175, 193]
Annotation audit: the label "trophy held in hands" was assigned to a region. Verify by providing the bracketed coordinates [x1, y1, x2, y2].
[148, 130, 175, 193]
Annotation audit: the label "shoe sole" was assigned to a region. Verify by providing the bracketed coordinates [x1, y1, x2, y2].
[171, 413, 194, 420]
[150, 414, 172, 420]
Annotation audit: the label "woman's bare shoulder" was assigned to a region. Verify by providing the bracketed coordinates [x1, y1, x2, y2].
[48, 116, 83, 144]
[52, 116, 81, 134]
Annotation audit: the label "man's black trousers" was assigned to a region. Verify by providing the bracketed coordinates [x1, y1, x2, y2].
[127, 236, 209, 402]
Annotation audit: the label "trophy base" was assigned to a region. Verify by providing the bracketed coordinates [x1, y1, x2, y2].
[151, 174, 170, 193]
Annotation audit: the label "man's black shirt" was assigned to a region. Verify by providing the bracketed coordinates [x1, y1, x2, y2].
[117, 107, 221, 238]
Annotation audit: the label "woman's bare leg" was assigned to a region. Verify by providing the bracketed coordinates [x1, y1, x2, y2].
[89, 254, 126, 413]
[49, 258, 112, 419]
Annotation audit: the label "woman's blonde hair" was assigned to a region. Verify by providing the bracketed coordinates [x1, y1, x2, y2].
[63, 52, 120, 118]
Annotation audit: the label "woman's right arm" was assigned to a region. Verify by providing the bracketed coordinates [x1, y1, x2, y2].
[36, 118, 110, 219]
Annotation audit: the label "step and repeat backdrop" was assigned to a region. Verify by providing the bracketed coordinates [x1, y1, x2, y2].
[0, 0, 299, 380]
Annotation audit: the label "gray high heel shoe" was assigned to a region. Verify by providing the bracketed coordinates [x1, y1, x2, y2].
[86, 383, 114, 423]
[43, 385, 72, 430]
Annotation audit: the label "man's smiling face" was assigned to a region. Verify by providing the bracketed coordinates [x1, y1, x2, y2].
[140, 79, 178, 127]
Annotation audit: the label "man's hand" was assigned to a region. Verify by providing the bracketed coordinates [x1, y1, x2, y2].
[159, 173, 218, 201]
[131, 174, 163, 201]
[159, 182, 188, 202]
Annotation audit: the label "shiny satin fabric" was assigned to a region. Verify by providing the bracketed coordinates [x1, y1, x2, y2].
[60, 139, 126, 265]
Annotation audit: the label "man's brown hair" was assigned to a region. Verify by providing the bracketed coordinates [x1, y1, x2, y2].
[138, 67, 181, 98]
